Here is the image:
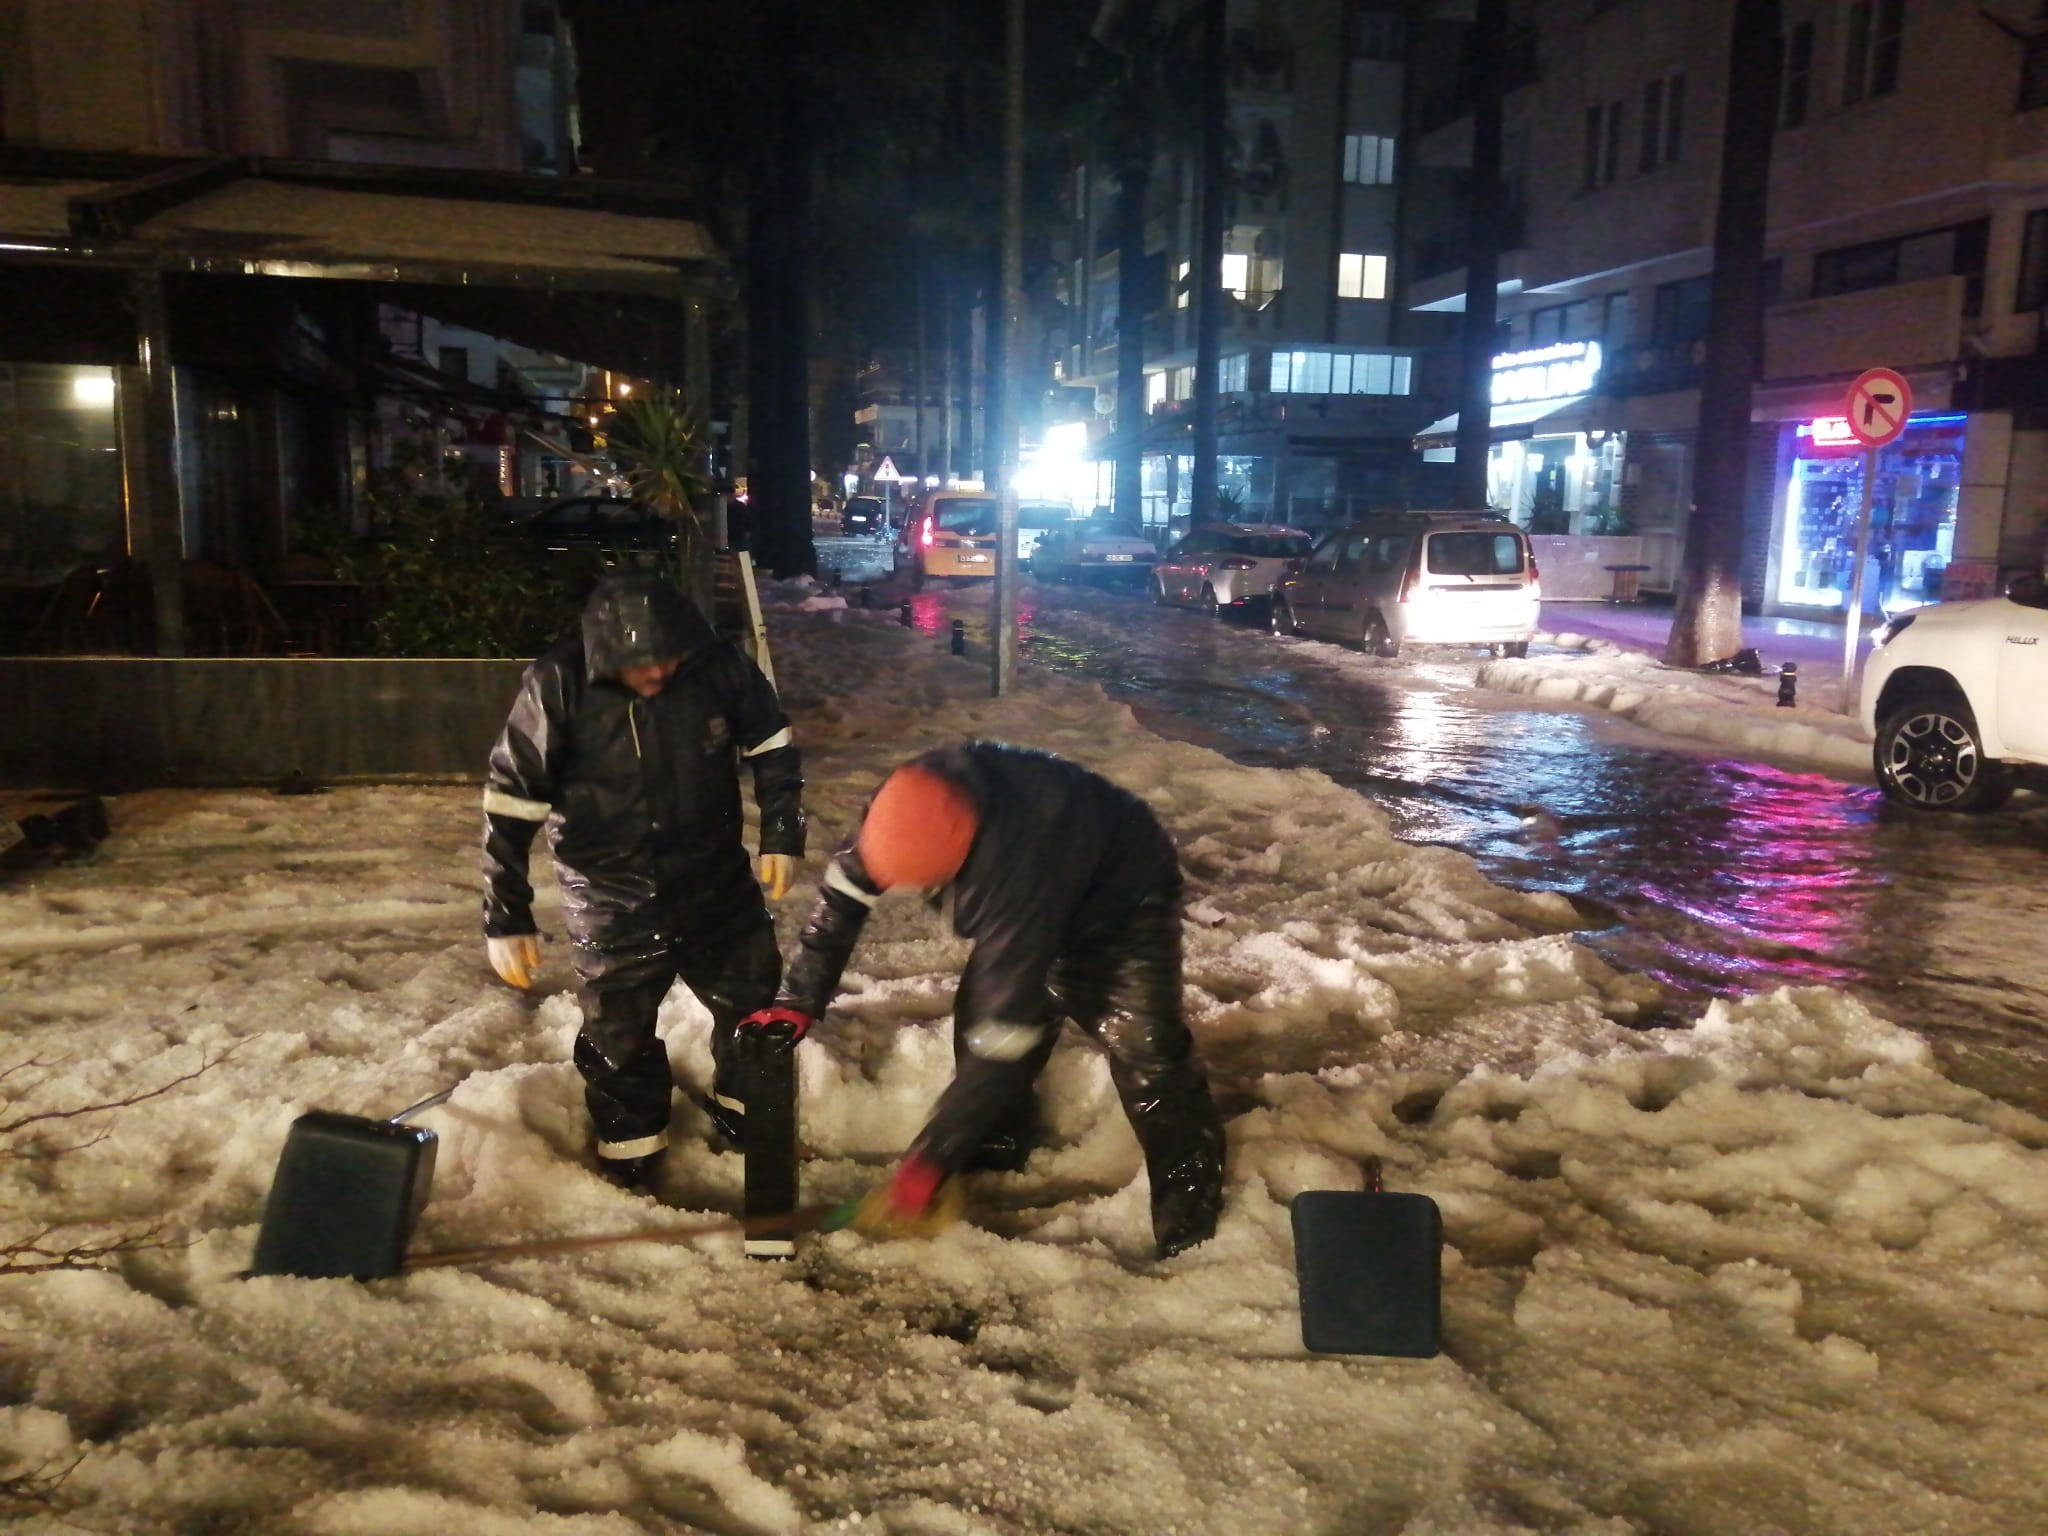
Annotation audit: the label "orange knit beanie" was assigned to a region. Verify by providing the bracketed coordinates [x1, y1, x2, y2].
[857, 764, 979, 889]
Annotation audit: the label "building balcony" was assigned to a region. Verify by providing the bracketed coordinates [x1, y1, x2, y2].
[1760, 275, 1966, 382]
[1603, 339, 1706, 397]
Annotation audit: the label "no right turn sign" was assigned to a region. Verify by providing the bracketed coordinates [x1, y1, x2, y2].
[1845, 368, 1913, 447]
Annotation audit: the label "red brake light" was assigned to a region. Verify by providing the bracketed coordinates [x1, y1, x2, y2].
[1219, 557, 1257, 570]
[920, 518, 934, 548]
[1397, 563, 1418, 603]
[1528, 554, 1542, 599]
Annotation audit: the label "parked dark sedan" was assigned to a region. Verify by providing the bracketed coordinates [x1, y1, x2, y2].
[512, 497, 677, 557]
[841, 495, 887, 536]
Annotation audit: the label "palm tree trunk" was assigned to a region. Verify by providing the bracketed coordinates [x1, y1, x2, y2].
[1189, 0, 1226, 528]
[1663, 0, 1780, 667]
[743, 0, 816, 578]
[1113, 159, 1150, 528]
[1452, 0, 1506, 510]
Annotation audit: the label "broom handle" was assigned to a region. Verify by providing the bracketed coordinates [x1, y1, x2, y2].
[405, 1204, 845, 1271]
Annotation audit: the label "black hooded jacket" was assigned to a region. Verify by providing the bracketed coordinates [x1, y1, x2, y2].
[481, 574, 805, 942]
[780, 742, 1179, 1030]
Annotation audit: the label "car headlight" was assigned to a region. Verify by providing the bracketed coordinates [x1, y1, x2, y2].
[1872, 613, 1917, 650]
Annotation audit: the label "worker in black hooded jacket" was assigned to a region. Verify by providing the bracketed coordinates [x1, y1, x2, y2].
[481, 572, 805, 1188]
[741, 741, 1225, 1259]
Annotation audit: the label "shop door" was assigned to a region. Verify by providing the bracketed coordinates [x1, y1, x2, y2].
[1996, 599, 2048, 757]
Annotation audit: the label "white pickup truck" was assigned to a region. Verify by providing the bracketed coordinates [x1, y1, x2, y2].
[1860, 585, 2048, 811]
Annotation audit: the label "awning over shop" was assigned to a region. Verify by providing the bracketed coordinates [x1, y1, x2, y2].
[1412, 395, 1592, 450]
[0, 149, 723, 300]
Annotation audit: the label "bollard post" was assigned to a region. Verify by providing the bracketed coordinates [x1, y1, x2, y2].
[1776, 661, 1797, 708]
[950, 619, 967, 655]
[898, 601, 912, 627]
[858, 585, 870, 609]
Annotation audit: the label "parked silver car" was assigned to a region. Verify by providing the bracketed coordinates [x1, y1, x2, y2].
[1271, 512, 1539, 658]
[1153, 523, 1314, 618]
[1029, 515, 1157, 585]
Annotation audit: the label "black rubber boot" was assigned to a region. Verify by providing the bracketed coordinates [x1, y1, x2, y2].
[595, 1150, 662, 1191]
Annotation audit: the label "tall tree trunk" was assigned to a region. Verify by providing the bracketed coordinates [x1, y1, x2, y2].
[943, 271, 956, 482]
[1663, 0, 1780, 667]
[995, 0, 1024, 694]
[914, 249, 929, 482]
[1113, 159, 1150, 528]
[1189, 0, 1227, 528]
[1452, 0, 1506, 510]
[743, 0, 815, 578]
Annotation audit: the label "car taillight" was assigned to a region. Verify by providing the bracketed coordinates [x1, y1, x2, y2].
[1219, 557, 1257, 570]
[1397, 564, 1418, 604]
[1527, 555, 1542, 600]
[920, 519, 934, 548]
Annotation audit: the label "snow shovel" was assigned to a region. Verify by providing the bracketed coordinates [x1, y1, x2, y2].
[1292, 1157, 1441, 1358]
[248, 1088, 451, 1281]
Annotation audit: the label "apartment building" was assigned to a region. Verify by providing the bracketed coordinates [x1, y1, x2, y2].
[1409, 0, 2048, 615]
[0, 0, 574, 172]
[1067, 0, 1457, 534]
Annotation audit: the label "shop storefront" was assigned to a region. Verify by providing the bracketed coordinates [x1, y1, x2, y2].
[1772, 412, 1967, 615]
[1415, 342, 1632, 536]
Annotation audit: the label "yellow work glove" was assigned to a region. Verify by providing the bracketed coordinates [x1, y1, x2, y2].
[486, 934, 541, 990]
[758, 853, 797, 902]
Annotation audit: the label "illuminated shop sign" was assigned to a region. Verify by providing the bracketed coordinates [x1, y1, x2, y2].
[1491, 341, 1602, 405]
[1797, 411, 1967, 449]
[1798, 416, 1859, 447]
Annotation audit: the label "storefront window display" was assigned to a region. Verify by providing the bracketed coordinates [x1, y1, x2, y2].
[1486, 432, 1628, 535]
[1775, 413, 1965, 614]
[0, 364, 126, 587]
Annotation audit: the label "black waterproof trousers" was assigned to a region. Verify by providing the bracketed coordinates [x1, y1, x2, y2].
[927, 893, 1226, 1258]
[570, 901, 781, 1156]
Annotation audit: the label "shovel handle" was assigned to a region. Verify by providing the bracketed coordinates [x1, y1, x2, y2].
[405, 1204, 842, 1271]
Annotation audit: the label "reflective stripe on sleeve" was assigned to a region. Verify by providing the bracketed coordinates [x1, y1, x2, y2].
[742, 726, 794, 757]
[483, 787, 551, 822]
[964, 1021, 1048, 1062]
[824, 862, 879, 908]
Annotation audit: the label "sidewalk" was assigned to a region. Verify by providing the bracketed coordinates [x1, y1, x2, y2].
[1538, 598, 1877, 677]
[1470, 598, 1879, 776]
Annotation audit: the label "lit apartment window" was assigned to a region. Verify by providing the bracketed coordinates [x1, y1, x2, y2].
[1342, 133, 1397, 185]
[1222, 229, 1284, 307]
[1269, 350, 1412, 395]
[1639, 72, 1684, 171]
[1337, 252, 1389, 300]
[1782, 21, 1815, 126]
[1843, 0, 1903, 106]
[1220, 352, 1249, 392]
[1146, 370, 1168, 409]
[1171, 365, 1196, 400]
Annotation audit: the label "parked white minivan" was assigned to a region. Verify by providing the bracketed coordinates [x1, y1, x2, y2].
[1270, 512, 1540, 657]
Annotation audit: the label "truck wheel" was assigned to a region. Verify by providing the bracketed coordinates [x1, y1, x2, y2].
[1874, 694, 2011, 812]
[1362, 612, 1400, 658]
[1270, 594, 1298, 635]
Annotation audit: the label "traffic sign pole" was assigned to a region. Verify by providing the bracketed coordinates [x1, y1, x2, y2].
[1838, 447, 1878, 714]
[1835, 368, 1913, 714]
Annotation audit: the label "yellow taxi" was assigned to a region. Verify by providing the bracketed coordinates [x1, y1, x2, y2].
[893, 492, 1002, 588]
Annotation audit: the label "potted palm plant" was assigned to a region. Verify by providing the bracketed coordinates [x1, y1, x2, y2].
[606, 388, 717, 615]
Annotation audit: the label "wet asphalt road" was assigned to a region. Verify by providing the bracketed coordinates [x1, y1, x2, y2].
[815, 533, 2048, 1112]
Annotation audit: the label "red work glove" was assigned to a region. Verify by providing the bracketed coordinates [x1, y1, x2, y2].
[839, 1153, 963, 1239]
[735, 1005, 814, 1041]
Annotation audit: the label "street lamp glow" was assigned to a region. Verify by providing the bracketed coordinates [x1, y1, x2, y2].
[71, 370, 115, 408]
